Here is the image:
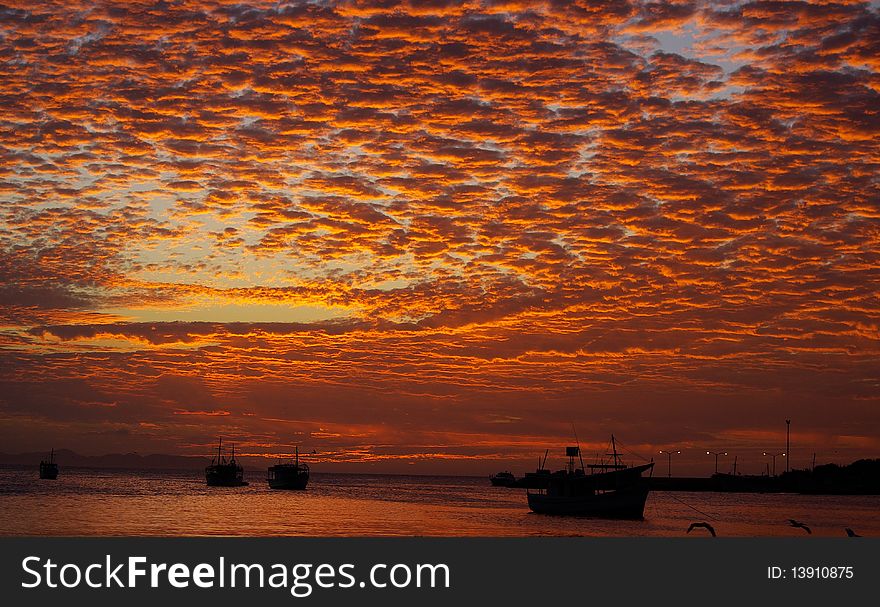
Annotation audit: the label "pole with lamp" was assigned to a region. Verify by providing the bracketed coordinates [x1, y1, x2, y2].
[706, 451, 727, 475]
[659, 449, 680, 478]
[763, 451, 785, 476]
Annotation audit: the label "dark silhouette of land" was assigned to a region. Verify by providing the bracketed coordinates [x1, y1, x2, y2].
[5, 449, 880, 494]
[650, 459, 880, 495]
[0, 449, 211, 470]
[780, 459, 880, 494]
[1, 448, 306, 472]
[501, 459, 880, 495]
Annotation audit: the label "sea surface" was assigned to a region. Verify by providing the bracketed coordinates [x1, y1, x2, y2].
[1, 466, 877, 537]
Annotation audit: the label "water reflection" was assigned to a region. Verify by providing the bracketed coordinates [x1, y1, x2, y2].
[1, 467, 877, 537]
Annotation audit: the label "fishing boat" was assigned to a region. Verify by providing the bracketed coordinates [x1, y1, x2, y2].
[205, 438, 248, 487]
[267, 446, 310, 490]
[489, 471, 516, 487]
[526, 436, 654, 519]
[515, 449, 552, 488]
[39, 449, 58, 480]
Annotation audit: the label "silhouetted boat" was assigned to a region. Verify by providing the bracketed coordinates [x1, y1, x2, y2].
[205, 438, 248, 487]
[527, 436, 654, 519]
[39, 449, 58, 480]
[515, 449, 552, 488]
[267, 446, 310, 490]
[489, 471, 516, 487]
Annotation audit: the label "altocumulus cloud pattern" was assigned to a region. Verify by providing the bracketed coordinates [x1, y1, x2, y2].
[0, 0, 878, 466]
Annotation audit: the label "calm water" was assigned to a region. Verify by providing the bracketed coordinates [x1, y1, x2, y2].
[1, 466, 877, 537]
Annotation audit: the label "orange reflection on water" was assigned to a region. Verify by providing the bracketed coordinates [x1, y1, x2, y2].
[2, 468, 879, 538]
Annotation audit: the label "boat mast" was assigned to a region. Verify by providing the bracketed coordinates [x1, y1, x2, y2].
[218, 437, 222, 464]
[295, 445, 299, 467]
[611, 435, 619, 467]
[571, 423, 586, 472]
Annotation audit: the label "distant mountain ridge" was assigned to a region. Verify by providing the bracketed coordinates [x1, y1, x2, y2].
[0, 449, 212, 470]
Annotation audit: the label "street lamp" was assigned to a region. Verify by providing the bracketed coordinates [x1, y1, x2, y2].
[763, 452, 786, 477]
[659, 450, 681, 478]
[706, 451, 727, 475]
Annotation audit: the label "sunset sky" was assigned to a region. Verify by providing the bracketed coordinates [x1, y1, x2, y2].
[1, 0, 878, 475]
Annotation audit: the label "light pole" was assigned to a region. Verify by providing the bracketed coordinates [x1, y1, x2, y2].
[706, 451, 727, 475]
[659, 450, 680, 478]
[785, 419, 791, 473]
[764, 451, 785, 476]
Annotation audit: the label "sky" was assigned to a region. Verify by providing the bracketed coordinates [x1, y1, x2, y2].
[0, 0, 878, 476]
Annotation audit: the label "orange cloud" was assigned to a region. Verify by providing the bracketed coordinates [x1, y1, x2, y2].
[0, 0, 878, 471]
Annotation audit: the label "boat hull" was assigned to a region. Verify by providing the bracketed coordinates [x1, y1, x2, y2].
[514, 471, 552, 489]
[527, 483, 650, 519]
[267, 468, 309, 490]
[205, 465, 247, 487]
[268, 475, 309, 490]
[39, 463, 58, 480]
[490, 474, 516, 487]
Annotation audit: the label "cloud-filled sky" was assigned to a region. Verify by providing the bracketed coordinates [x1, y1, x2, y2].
[1, 0, 878, 474]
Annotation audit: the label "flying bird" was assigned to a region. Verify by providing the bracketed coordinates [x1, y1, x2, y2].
[845, 528, 861, 537]
[788, 519, 811, 534]
[687, 522, 716, 537]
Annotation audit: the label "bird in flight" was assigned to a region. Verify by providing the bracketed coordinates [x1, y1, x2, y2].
[687, 522, 716, 537]
[845, 528, 861, 537]
[788, 519, 811, 534]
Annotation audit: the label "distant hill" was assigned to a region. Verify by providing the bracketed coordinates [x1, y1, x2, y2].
[0, 449, 211, 470]
[780, 458, 880, 494]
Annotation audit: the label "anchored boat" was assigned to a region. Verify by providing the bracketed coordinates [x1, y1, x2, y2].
[489, 471, 516, 487]
[39, 449, 59, 480]
[267, 446, 310, 490]
[205, 438, 248, 487]
[517, 449, 552, 488]
[527, 435, 654, 519]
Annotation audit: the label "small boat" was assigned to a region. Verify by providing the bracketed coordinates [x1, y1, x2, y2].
[526, 436, 654, 519]
[39, 449, 59, 480]
[205, 438, 248, 487]
[490, 471, 516, 487]
[267, 446, 310, 490]
[516, 449, 552, 488]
